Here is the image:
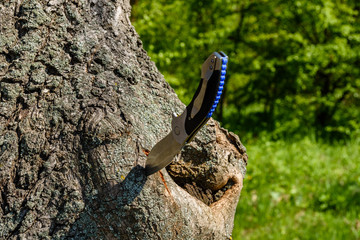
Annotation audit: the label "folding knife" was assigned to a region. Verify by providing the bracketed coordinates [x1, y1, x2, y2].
[145, 51, 228, 176]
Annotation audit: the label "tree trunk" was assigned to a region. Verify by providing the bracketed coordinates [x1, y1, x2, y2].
[0, 0, 248, 239]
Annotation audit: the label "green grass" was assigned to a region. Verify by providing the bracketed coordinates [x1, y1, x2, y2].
[233, 137, 360, 240]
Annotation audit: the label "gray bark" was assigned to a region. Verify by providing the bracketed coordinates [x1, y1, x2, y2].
[0, 0, 248, 239]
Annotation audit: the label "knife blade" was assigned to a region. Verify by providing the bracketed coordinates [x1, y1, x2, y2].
[145, 51, 228, 176]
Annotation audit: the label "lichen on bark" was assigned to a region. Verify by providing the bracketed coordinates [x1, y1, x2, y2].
[0, 0, 247, 239]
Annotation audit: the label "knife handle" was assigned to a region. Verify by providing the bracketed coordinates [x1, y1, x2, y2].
[171, 52, 228, 145]
[185, 52, 227, 141]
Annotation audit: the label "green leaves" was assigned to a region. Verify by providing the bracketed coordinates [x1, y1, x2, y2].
[132, 0, 360, 140]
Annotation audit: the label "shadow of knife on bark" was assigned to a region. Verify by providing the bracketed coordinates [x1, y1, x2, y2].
[99, 165, 147, 206]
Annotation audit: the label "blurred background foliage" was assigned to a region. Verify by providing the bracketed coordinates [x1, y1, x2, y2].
[131, 0, 360, 239]
[132, 0, 360, 141]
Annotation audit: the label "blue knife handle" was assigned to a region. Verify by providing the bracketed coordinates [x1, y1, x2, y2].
[207, 56, 227, 118]
[183, 52, 228, 143]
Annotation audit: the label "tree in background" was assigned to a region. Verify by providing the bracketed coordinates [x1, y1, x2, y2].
[132, 0, 360, 140]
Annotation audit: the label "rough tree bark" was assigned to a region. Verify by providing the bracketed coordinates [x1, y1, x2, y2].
[0, 0, 248, 239]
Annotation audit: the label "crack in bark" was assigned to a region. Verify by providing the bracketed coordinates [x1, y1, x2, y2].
[6, 207, 30, 240]
[0, 185, 10, 215]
